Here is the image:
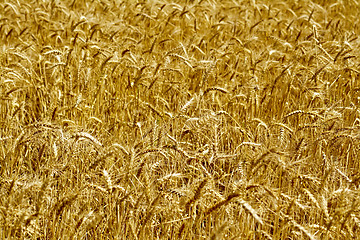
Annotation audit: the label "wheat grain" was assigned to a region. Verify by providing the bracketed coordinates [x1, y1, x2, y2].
[2, 0, 360, 238]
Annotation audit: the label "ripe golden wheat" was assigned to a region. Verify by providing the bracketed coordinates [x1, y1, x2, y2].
[1, 0, 360, 239]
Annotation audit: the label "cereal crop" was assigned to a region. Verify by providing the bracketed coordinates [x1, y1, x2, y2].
[1, 0, 360, 239]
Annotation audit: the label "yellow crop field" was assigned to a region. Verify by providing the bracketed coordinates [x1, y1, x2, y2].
[1, 0, 360, 239]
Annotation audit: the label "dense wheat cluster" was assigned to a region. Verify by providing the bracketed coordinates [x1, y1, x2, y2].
[2, 0, 360, 239]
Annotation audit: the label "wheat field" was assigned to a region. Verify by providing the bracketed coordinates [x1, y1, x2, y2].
[1, 0, 360, 239]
